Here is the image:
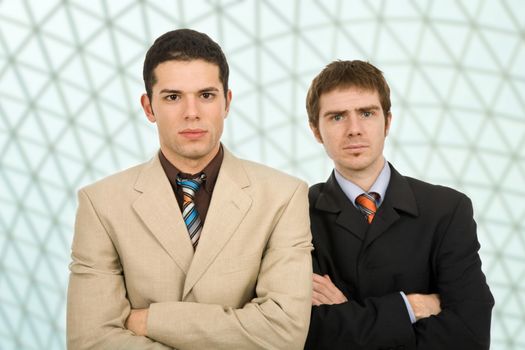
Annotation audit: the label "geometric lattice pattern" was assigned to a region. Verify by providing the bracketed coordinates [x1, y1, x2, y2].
[1, 1, 524, 349]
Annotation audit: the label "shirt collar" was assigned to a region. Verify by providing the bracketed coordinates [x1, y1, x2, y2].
[334, 159, 391, 208]
[159, 144, 224, 193]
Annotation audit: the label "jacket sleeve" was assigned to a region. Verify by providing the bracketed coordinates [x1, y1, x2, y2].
[146, 181, 313, 350]
[413, 195, 494, 349]
[67, 189, 173, 350]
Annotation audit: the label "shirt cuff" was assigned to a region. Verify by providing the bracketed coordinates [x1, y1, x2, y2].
[400, 291, 416, 324]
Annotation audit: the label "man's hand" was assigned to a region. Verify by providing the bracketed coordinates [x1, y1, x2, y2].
[406, 293, 441, 321]
[312, 273, 348, 306]
[125, 308, 149, 336]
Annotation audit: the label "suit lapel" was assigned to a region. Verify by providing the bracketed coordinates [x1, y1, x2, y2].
[183, 150, 252, 298]
[363, 164, 419, 249]
[316, 172, 368, 240]
[132, 154, 194, 274]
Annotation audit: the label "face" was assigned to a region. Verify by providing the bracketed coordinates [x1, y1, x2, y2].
[311, 86, 391, 182]
[141, 59, 231, 172]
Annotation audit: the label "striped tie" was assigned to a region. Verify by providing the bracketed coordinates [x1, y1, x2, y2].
[176, 174, 206, 249]
[355, 192, 380, 224]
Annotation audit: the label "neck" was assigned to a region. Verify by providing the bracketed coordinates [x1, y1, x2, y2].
[162, 145, 220, 175]
[336, 157, 385, 192]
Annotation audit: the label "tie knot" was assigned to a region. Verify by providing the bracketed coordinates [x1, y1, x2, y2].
[355, 192, 380, 224]
[176, 173, 206, 194]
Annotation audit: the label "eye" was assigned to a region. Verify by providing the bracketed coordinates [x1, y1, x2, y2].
[362, 111, 373, 118]
[333, 114, 344, 121]
[165, 94, 180, 101]
[201, 92, 215, 99]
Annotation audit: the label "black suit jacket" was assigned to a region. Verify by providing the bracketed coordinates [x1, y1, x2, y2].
[305, 164, 494, 350]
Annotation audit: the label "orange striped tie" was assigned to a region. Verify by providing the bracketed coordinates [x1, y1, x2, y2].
[355, 192, 380, 224]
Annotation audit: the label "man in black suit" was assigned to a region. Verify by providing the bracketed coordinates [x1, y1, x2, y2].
[304, 60, 494, 349]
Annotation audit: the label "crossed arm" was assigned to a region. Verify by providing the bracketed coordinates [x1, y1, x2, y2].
[126, 263, 439, 336]
[312, 273, 441, 320]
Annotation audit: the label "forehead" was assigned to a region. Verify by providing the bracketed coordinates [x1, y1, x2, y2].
[319, 86, 381, 111]
[152, 59, 222, 91]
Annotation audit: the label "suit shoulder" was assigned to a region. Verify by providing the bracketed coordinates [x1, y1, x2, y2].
[308, 182, 325, 201]
[239, 158, 306, 188]
[404, 176, 469, 203]
[79, 161, 146, 196]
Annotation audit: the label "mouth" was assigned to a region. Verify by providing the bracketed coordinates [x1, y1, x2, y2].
[343, 144, 368, 151]
[179, 129, 207, 139]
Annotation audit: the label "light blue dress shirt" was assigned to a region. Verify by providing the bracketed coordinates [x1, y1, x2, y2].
[334, 159, 390, 209]
[333, 158, 417, 324]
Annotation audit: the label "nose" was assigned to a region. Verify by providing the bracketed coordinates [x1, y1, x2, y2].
[346, 114, 362, 136]
[184, 96, 199, 120]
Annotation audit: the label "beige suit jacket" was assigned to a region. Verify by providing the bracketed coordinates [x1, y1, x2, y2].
[67, 149, 313, 350]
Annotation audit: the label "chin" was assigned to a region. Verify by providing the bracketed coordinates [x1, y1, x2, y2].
[182, 145, 215, 159]
[344, 160, 372, 172]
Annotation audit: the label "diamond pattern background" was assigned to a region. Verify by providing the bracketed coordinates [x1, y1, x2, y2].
[0, 0, 524, 349]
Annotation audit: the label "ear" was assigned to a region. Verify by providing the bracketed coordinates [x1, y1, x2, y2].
[309, 123, 323, 144]
[385, 111, 392, 136]
[224, 89, 232, 118]
[141, 94, 156, 123]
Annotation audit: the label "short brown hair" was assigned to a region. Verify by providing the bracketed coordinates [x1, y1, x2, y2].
[306, 60, 391, 128]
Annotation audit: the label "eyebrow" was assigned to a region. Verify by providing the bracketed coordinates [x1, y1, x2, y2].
[159, 87, 220, 95]
[356, 105, 381, 112]
[322, 104, 381, 118]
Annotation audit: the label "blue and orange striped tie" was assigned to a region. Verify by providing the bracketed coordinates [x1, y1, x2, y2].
[355, 192, 380, 224]
[176, 174, 206, 249]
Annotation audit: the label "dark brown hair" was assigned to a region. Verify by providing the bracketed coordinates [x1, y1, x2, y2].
[306, 60, 391, 128]
[143, 29, 229, 100]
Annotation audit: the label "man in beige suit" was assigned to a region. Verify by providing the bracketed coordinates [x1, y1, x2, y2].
[67, 29, 313, 350]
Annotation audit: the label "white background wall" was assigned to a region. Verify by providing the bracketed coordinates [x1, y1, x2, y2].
[1, 0, 524, 348]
